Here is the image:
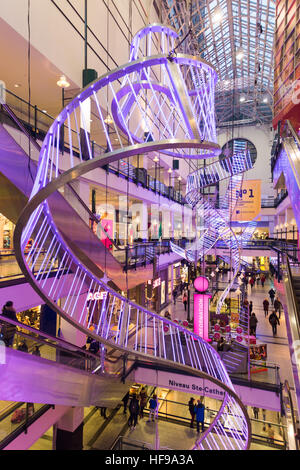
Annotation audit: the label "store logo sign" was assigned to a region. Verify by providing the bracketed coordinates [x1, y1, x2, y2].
[87, 291, 107, 301]
[153, 277, 161, 288]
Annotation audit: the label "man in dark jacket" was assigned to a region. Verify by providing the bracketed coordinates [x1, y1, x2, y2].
[1, 301, 17, 347]
[263, 298, 269, 317]
[269, 311, 280, 336]
[268, 288, 276, 305]
[250, 313, 258, 336]
[194, 399, 205, 433]
[128, 394, 139, 430]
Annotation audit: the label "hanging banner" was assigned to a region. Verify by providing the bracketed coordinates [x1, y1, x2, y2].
[232, 179, 261, 221]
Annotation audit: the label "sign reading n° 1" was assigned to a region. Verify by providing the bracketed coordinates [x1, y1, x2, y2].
[232, 179, 261, 221]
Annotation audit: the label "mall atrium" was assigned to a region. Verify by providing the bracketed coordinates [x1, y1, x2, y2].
[0, 0, 299, 453]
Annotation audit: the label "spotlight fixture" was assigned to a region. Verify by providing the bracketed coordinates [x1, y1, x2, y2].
[168, 168, 172, 173]
[153, 156, 159, 162]
[262, 95, 269, 103]
[56, 75, 70, 88]
[178, 176, 182, 181]
[14, 83, 21, 88]
[239, 94, 246, 103]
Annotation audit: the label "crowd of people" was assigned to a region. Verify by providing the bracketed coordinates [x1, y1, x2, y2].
[243, 271, 283, 338]
[121, 389, 159, 431]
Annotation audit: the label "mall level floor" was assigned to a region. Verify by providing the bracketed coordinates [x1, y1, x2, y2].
[161, 277, 295, 390]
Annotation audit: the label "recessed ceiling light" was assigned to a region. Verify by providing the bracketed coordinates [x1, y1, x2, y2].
[42, 110, 47, 113]
[14, 84, 21, 88]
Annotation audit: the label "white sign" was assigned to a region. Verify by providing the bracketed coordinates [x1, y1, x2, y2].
[87, 291, 107, 301]
[135, 368, 225, 401]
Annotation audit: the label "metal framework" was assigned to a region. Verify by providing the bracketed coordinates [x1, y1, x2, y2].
[161, 0, 275, 124]
[14, 24, 251, 450]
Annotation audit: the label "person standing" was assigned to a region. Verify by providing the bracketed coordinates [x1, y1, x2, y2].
[139, 388, 147, 419]
[128, 394, 139, 430]
[250, 312, 258, 336]
[194, 399, 205, 434]
[147, 394, 158, 422]
[263, 298, 269, 317]
[122, 391, 130, 414]
[268, 288, 276, 306]
[249, 301, 253, 315]
[269, 311, 280, 336]
[1, 301, 17, 348]
[182, 290, 188, 312]
[99, 407, 107, 419]
[188, 397, 195, 428]
[261, 274, 266, 287]
[253, 407, 259, 420]
[172, 288, 177, 305]
[267, 424, 275, 444]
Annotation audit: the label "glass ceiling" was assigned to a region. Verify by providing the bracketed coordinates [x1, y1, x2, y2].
[161, 0, 275, 125]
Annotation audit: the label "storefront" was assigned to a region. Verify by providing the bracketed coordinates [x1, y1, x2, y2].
[145, 267, 169, 313]
[0, 213, 15, 253]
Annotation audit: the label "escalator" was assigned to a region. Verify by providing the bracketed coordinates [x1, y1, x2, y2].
[11, 24, 253, 451]
[273, 120, 300, 233]
[0, 112, 154, 291]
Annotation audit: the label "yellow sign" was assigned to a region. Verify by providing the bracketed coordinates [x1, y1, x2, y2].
[232, 180, 261, 221]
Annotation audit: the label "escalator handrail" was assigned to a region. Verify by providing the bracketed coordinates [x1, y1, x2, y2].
[0, 404, 52, 450]
[285, 255, 300, 334]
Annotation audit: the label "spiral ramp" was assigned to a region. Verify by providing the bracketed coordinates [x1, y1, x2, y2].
[13, 24, 251, 450]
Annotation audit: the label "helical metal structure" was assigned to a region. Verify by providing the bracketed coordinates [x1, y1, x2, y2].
[14, 24, 251, 450]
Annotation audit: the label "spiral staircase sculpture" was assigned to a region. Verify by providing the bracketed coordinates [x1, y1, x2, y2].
[14, 24, 251, 450]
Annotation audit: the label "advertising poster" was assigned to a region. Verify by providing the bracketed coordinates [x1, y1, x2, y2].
[100, 219, 113, 250]
[232, 179, 261, 221]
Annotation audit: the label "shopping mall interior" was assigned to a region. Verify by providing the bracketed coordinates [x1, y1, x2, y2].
[0, 0, 300, 453]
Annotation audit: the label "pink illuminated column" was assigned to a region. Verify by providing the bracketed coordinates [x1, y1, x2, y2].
[193, 276, 211, 341]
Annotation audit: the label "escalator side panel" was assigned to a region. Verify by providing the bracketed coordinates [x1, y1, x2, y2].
[0, 347, 132, 407]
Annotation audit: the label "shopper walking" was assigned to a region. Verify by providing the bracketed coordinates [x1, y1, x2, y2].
[182, 290, 188, 312]
[172, 288, 177, 305]
[122, 391, 130, 414]
[249, 277, 255, 289]
[249, 301, 253, 315]
[1, 301, 17, 348]
[261, 274, 266, 287]
[269, 311, 280, 336]
[147, 394, 158, 422]
[188, 397, 195, 428]
[268, 288, 276, 306]
[139, 388, 147, 419]
[250, 312, 258, 336]
[274, 297, 282, 319]
[263, 298, 269, 317]
[194, 399, 205, 434]
[128, 394, 139, 430]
